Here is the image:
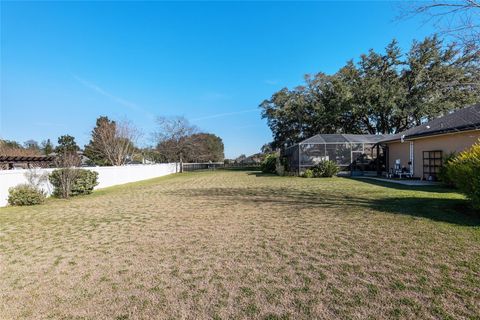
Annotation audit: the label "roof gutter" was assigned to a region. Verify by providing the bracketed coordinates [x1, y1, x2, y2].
[379, 125, 480, 144]
[405, 124, 480, 140]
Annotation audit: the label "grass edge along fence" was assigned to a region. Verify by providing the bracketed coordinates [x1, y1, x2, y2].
[0, 163, 179, 207]
[1, 162, 264, 207]
[181, 162, 261, 172]
[181, 162, 224, 172]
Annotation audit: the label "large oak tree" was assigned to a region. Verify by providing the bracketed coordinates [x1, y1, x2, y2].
[260, 36, 480, 148]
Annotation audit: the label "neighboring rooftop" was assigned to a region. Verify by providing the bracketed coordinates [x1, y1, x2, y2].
[381, 103, 480, 143]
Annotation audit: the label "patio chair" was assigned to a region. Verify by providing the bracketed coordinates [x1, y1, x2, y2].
[388, 160, 413, 179]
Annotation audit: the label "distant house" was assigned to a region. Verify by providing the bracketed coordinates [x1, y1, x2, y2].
[380, 103, 480, 180]
[47, 151, 92, 167]
[235, 153, 263, 165]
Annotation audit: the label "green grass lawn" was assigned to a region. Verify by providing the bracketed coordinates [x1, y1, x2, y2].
[1, 170, 479, 319]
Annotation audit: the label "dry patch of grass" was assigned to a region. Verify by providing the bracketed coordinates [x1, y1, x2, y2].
[0, 170, 479, 319]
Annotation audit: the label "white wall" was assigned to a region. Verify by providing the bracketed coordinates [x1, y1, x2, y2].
[0, 163, 179, 207]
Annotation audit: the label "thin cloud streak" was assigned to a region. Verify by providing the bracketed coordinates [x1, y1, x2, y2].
[73, 75, 155, 120]
[191, 108, 259, 121]
[264, 79, 280, 85]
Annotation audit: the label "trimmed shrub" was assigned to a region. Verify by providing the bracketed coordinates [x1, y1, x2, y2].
[261, 154, 278, 174]
[49, 168, 77, 198]
[446, 142, 480, 210]
[312, 160, 340, 178]
[49, 169, 99, 198]
[438, 152, 457, 187]
[8, 184, 46, 206]
[71, 169, 99, 195]
[302, 169, 314, 178]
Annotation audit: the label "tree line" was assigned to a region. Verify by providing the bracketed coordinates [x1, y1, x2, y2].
[260, 36, 480, 148]
[0, 115, 224, 166]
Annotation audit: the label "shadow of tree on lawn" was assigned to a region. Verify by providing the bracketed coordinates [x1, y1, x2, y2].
[348, 177, 454, 194]
[368, 196, 477, 226]
[170, 182, 479, 226]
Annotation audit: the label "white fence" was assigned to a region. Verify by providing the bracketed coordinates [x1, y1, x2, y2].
[0, 163, 179, 207]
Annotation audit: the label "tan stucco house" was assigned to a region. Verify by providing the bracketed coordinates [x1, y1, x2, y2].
[380, 104, 480, 180]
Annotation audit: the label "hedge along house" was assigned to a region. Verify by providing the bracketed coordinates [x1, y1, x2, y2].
[379, 103, 480, 181]
[282, 134, 387, 174]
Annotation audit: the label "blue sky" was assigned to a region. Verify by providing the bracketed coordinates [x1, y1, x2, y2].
[1, 1, 435, 158]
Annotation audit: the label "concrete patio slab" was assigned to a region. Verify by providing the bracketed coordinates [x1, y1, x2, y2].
[353, 176, 441, 186]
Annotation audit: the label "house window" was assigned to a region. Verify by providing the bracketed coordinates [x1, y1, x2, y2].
[422, 150, 442, 181]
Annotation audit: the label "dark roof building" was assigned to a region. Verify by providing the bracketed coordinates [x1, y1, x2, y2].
[381, 103, 480, 180]
[282, 104, 480, 178]
[381, 103, 480, 143]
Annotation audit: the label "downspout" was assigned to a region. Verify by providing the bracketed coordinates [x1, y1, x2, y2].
[409, 141, 414, 176]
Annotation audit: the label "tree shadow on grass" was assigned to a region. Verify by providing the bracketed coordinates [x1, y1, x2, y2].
[369, 196, 478, 226]
[220, 167, 262, 172]
[349, 177, 454, 194]
[169, 186, 370, 210]
[246, 172, 280, 177]
[171, 185, 480, 226]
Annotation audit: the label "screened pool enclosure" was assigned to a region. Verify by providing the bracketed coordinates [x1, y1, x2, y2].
[282, 134, 387, 174]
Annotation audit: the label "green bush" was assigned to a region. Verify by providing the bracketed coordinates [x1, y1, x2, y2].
[71, 169, 99, 195]
[8, 184, 46, 206]
[312, 160, 340, 177]
[261, 154, 278, 174]
[438, 152, 457, 187]
[302, 169, 314, 178]
[446, 142, 480, 210]
[49, 169, 99, 198]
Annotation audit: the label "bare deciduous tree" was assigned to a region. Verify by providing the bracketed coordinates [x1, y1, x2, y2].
[0, 140, 42, 157]
[92, 119, 141, 166]
[399, 1, 480, 47]
[25, 168, 50, 189]
[154, 116, 198, 164]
